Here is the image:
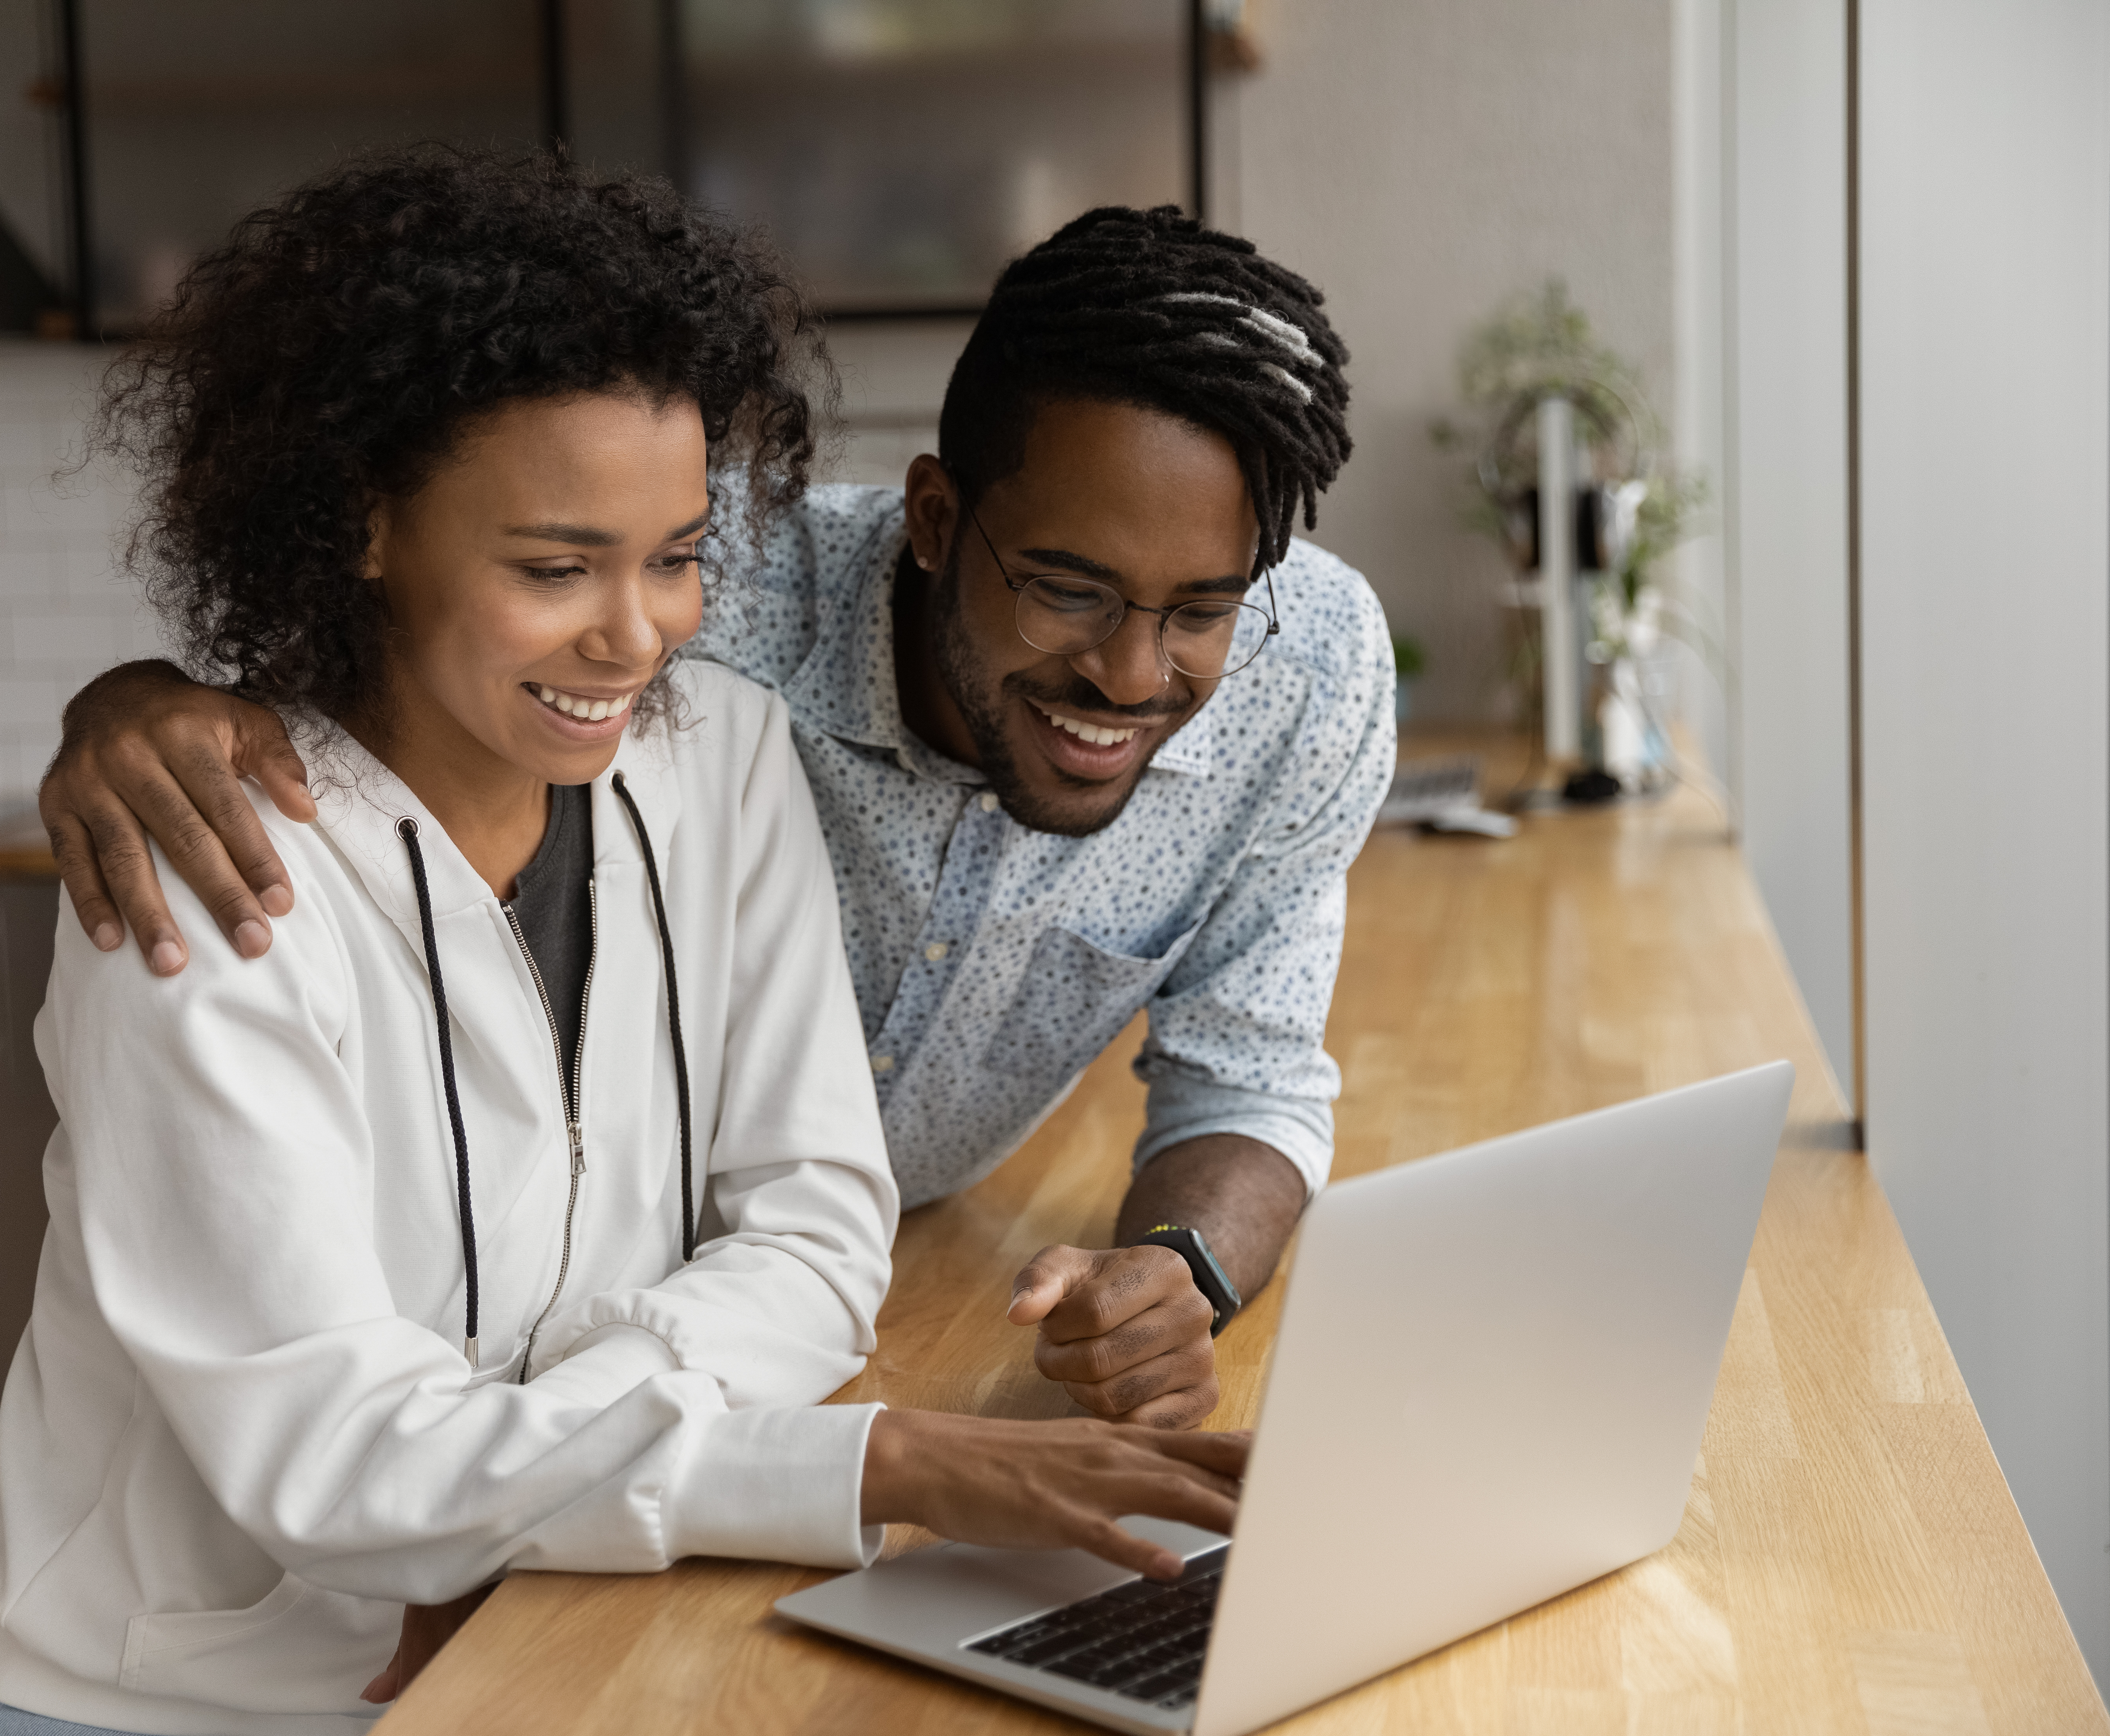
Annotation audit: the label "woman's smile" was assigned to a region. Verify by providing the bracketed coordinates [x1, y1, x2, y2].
[526, 680, 644, 731]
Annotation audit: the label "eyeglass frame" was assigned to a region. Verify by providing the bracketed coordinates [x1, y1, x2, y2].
[958, 500, 1280, 681]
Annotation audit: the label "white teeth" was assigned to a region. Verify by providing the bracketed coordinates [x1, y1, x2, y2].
[534, 684, 636, 721]
[1035, 703, 1139, 747]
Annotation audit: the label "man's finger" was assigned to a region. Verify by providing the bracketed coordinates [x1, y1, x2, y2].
[1036, 1246, 1200, 1344]
[1035, 1288, 1213, 1380]
[169, 740, 294, 937]
[1061, 1344, 1217, 1423]
[1109, 1383, 1222, 1430]
[235, 710, 318, 829]
[1006, 1244, 1097, 1325]
[77, 799, 187, 976]
[115, 755, 273, 960]
[43, 811, 123, 952]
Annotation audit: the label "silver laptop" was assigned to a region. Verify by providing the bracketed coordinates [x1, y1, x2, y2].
[777, 1062, 1794, 1736]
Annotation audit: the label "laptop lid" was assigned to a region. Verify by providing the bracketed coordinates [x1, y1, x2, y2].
[1189, 1061, 1792, 1736]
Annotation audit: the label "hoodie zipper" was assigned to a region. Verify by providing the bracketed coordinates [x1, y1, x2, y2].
[504, 877, 597, 1382]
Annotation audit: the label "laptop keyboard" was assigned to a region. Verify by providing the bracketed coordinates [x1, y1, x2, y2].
[963, 1544, 1228, 1711]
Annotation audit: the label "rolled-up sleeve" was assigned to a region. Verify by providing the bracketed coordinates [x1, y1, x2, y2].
[1131, 587, 1397, 1196]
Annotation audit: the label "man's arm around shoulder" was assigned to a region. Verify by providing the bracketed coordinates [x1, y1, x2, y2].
[39, 659, 316, 972]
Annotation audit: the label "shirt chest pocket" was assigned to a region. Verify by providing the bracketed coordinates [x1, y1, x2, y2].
[983, 918, 1206, 1081]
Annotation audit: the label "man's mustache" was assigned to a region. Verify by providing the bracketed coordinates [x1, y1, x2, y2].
[1003, 674, 1195, 724]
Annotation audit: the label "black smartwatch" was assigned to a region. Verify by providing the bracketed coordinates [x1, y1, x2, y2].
[1135, 1224, 1242, 1337]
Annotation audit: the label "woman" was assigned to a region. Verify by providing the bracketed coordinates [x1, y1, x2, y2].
[0, 148, 1243, 1736]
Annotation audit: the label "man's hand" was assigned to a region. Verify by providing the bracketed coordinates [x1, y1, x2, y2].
[357, 1584, 498, 1705]
[39, 659, 314, 974]
[1009, 1244, 1219, 1429]
[861, 1410, 1247, 1579]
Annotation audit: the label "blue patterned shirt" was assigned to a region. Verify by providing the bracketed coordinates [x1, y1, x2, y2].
[692, 485, 1395, 1210]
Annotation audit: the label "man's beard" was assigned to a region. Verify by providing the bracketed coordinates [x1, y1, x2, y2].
[925, 543, 1195, 838]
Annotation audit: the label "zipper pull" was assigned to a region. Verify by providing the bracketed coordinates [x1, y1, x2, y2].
[569, 1120, 585, 1176]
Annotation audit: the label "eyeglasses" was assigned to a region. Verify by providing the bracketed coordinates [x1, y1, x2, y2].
[962, 505, 1279, 681]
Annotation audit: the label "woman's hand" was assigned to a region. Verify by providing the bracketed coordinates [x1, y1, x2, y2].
[860, 1411, 1248, 1581]
[357, 1583, 498, 1704]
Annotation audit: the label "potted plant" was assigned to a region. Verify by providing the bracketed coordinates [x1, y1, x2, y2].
[1391, 632, 1426, 726]
[1430, 280, 1711, 791]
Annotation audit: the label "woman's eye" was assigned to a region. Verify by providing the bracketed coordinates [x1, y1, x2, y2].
[650, 551, 701, 576]
[522, 564, 586, 582]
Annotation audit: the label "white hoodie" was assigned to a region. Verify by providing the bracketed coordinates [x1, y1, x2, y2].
[0, 660, 900, 1734]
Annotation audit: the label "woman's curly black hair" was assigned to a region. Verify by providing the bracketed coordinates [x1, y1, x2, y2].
[94, 142, 831, 726]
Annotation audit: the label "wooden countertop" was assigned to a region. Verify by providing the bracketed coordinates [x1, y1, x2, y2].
[0, 842, 58, 882]
[381, 740, 2107, 1735]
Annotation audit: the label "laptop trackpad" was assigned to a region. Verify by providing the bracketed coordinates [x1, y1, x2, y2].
[777, 1517, 1228, 1651]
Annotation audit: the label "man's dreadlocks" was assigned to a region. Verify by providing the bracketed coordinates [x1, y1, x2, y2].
[938, 205, 1352, 577]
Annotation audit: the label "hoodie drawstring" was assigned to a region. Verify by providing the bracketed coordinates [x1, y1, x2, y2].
[611, 772, 696, 1262]
[396, 815, 480, 1367]
[397, 777, 696, 1370]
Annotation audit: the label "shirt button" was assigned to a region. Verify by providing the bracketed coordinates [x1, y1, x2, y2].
[923, 942, 949, 962]
[870, 1055, 893, 1074]
[979, 791, 1000, 813]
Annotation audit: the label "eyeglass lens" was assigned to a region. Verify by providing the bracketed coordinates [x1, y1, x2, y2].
[1015, 577, 1271, 678]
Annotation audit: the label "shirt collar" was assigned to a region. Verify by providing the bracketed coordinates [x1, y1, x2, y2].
[782, 499, 1215, 782]
[782, 507, 922, 758]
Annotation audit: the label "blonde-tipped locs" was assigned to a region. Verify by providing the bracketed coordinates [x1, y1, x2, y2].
[938, 205, 1352, 576]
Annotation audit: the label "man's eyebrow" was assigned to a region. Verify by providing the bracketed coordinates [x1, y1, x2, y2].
[1017, 545, 1124, 581]
[1015, 546, 1250, 594]
[500, 509, 710, 548]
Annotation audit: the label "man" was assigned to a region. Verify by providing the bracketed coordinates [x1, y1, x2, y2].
[38, 205, 1395, 1429]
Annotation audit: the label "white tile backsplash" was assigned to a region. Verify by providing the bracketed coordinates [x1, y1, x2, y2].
[0, 339, 143, 823]
[10, 608, 122, 666]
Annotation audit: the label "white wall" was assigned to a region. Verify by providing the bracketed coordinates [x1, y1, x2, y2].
[1671, 0, 1732, 804]
[697, 2, 1691, 733]
[1720, 0, 1857, 1110]
[1229, 0, 1676, 724]
[817, 317, 969, 489]
[1859, 0, 2110, 1676]
[0, 339, 162, 823]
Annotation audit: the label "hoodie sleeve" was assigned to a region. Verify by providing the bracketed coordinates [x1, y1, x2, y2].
[519, 686, 901, 1556]
[37, 780, 886, 1609]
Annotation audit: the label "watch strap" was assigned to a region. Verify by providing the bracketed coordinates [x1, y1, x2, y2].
[1135, 1224, 1242, 1336]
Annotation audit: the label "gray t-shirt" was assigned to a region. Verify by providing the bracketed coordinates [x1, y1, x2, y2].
[505, 782, 594, 1093]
